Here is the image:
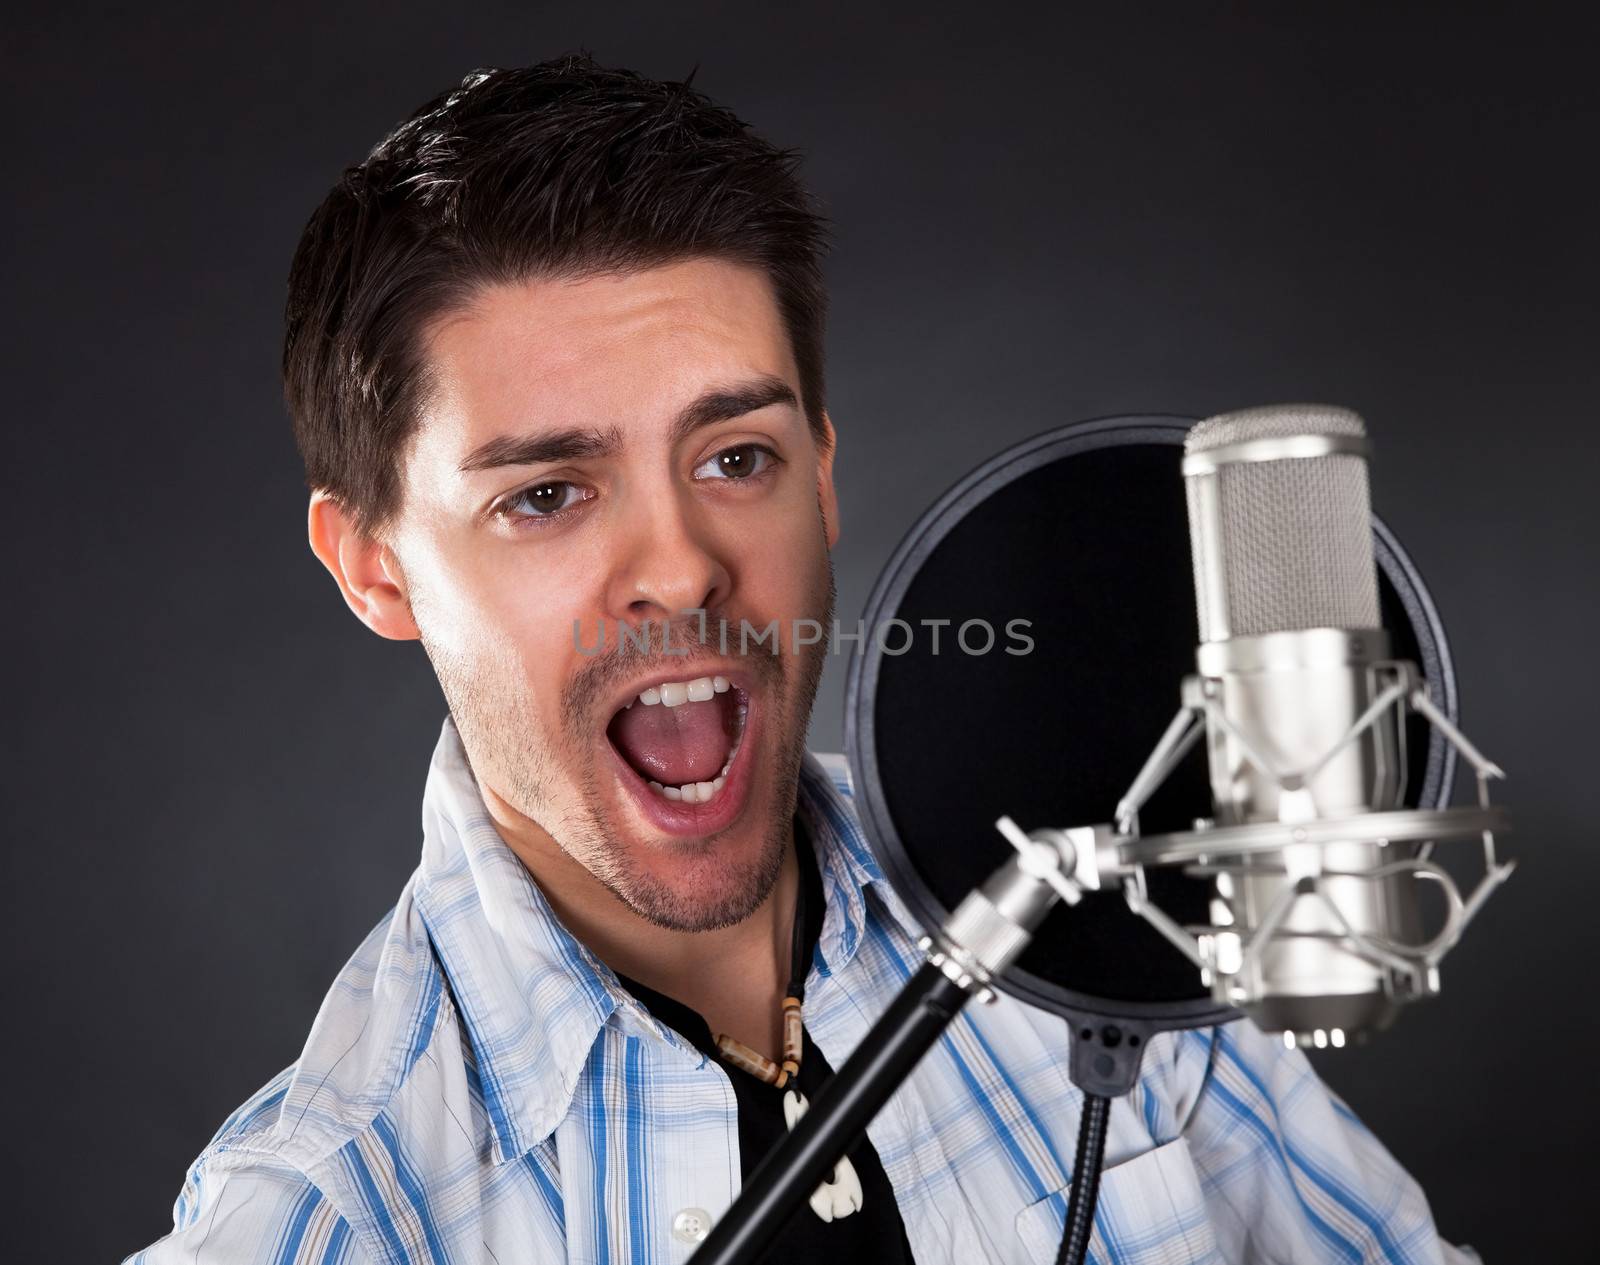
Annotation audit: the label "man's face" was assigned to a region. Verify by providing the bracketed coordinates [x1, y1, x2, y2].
[385, 258, 837, 932]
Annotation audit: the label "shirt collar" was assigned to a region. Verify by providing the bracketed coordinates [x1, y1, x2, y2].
[411, 715, 897, 1165]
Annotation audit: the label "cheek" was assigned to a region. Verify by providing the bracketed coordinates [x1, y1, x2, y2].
[411, 534, 596, 694]
[729, 499, 829, 612]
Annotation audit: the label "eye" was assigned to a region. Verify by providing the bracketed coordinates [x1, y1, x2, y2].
[498, 480, 594, 521]
[693, 443, 780, 481]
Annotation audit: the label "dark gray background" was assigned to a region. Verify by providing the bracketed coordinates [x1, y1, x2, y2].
[5, 3, 1596, 1260]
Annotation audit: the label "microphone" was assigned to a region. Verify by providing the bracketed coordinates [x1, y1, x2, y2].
[1094, 404, 1515, 1047]
[1182, 406, 1418, 1040]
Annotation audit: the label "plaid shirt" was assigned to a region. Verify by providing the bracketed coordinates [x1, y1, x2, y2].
[128, 717, 1479, 1264]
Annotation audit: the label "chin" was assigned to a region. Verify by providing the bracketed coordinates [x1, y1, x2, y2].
[604, 810, 788, 933]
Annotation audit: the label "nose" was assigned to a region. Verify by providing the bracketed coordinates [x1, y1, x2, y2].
[605, 485, 732, 629]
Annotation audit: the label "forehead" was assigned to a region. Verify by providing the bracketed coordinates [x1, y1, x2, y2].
[416, 257, 795, 457]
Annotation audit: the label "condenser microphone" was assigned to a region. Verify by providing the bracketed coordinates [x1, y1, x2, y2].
[1180, 406, 1420, 1039]
[1076, 402, 1515, 1048]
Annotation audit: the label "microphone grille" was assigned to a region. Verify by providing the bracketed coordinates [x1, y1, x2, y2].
[1185, 403, 1368, 451]
[1184, 405, 1380, 640]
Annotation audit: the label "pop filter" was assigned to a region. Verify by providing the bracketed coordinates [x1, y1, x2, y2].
[844, 414, 1458, 1034]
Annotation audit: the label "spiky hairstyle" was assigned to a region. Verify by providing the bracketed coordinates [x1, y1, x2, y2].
[283, 56, 830, 536]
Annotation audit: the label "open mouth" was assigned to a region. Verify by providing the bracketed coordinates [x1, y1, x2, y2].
[605, 673, 751, 807]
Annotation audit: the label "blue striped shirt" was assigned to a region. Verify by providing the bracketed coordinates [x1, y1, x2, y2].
[128, 717, 1480, 1263]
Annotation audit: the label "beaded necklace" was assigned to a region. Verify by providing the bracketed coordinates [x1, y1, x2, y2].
[709, 852, 864, 1222]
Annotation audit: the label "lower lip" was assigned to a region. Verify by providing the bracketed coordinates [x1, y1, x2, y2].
[605, 689, 761, 838]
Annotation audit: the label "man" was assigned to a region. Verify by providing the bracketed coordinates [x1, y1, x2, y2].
[129, 56, 1477, 1264]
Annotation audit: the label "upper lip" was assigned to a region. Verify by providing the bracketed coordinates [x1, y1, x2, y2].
[602, 661, 752, 721]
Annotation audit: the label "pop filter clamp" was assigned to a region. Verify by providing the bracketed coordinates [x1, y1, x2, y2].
[691, 415, 1511, 1265]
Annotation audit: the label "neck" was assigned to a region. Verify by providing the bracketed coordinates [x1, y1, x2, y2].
[481, 786, 802, 1058]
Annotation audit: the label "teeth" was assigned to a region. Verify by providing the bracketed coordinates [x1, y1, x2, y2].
[644, 766, 733, 804]
[635, 675, 730, 708]
[659, 682, 688, 707]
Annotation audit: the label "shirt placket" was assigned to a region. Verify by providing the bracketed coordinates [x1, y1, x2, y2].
[557, 1007, 741, 1265]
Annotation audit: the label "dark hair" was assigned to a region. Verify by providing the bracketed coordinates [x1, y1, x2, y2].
[282, 55, 830, 537]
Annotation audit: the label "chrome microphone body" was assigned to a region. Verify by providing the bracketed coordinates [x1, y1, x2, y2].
[1182, 406, 1418, 1038]
[1182, 405, 1418, 1037]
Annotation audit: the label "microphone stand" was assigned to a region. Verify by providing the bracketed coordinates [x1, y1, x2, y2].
[692, 820, 1105, 1265]
[690, 961, 971, 1264]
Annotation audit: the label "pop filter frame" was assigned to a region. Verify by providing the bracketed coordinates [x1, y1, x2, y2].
[844, 414, 1459, 1036]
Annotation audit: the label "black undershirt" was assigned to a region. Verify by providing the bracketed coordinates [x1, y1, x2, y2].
[614, 821, 917, 1264]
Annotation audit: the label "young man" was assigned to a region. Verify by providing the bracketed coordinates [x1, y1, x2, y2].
[129, 57, 1477, 1264]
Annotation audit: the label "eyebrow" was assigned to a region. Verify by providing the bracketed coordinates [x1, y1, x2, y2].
[458, 425, 623, 472]
[457, 375, 800, 474]
[667, 375, 799, 446]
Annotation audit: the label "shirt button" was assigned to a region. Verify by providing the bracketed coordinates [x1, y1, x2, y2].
[671, 1207, 713, 1244]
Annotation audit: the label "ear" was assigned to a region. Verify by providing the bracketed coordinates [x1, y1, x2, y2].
[816, 412, 841, 550]
[307, 492, 421, 641]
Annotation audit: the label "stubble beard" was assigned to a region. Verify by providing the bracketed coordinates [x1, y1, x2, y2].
[421, 557, 837, 936]
[571, 559, 836, 933]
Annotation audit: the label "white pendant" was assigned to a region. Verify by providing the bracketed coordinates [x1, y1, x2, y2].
[783, 1089, 865, 1222]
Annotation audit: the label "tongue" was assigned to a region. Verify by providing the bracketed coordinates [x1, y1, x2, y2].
[608, 695, 733, 786]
